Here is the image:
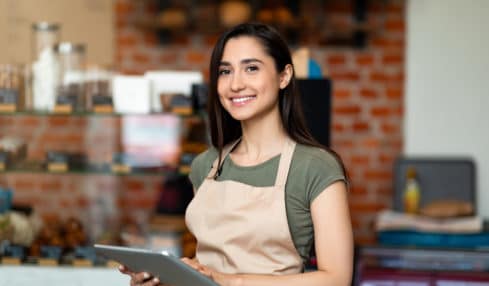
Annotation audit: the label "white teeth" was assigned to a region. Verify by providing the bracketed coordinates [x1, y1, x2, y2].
[232, 96, 254, 103]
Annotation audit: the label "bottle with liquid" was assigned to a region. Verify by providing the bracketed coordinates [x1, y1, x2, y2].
[403, 166, 420, 214]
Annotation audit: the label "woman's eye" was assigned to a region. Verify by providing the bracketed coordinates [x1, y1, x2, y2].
[218, 69, 231, 76]
[245, 65, 259, 72]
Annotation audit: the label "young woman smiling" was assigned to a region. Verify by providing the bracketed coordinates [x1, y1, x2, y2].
[121, 22, 353, 286]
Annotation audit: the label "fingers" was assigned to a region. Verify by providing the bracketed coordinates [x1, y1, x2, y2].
[181, 257, 212, 277]
[118, 265, 160, 286]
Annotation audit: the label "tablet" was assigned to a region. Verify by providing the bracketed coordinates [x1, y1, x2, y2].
[94, 244, 218, 286]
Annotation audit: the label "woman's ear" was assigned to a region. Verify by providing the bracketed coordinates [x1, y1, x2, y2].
[279, 64, 294, 89]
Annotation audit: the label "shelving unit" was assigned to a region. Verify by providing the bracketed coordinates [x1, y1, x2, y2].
[0, 110, 207, 246]
[132, 0, 376, 47]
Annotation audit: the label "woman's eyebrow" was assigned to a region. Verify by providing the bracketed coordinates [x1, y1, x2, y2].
[219, 58, 264, 66]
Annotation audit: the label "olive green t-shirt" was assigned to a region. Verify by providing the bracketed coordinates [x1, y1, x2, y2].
[188, 143, 345, 264]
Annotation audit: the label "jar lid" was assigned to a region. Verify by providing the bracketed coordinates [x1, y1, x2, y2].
[55, 42, 86, 54]
[32, 22, 60, 31]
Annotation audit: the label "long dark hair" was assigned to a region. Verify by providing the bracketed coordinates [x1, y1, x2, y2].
[207, 23, 347, 178]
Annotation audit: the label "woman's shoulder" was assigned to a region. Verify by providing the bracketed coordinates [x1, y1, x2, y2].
[293, 143, 343, 170]
[191, 147, 219, 170]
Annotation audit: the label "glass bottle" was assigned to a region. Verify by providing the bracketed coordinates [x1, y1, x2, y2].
[403, 166, 421, 214]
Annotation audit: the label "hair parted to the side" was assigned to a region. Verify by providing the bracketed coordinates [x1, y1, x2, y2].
[207, 22, 347, 179]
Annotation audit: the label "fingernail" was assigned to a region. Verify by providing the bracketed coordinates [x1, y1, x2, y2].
[118, 265, 123, 271]
[143, 272, 150, 279]
[153, 277, 159, 283]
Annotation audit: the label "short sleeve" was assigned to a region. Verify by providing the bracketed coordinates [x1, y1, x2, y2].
[305, 151, 346, 203]
[188, 148, 219, 191]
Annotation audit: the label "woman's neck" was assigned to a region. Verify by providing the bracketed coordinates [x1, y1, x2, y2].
[232, 110, 288, 165]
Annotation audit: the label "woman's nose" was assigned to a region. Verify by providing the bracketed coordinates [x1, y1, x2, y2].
[230, 72, 245, 91]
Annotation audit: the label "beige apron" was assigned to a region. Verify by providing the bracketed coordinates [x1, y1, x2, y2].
[185, 139, 303, 275]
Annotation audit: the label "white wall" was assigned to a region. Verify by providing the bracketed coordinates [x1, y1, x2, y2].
[406, 0, 489, 218]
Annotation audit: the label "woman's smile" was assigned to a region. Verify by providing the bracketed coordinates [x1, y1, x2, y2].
[230, 95, 256, 106]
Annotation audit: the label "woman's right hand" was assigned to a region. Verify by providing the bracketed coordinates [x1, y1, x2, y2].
[118, 264, 162, 286]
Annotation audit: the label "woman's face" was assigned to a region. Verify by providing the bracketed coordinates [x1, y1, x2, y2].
[217, 36, 289, 122]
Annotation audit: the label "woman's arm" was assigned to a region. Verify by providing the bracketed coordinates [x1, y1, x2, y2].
[207, 181, 354, 286]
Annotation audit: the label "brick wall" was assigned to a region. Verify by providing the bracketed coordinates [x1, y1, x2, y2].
[1, 0, 405, 245]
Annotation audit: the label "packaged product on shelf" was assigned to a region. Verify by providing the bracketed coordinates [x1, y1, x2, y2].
[0, 136, 28, 168]
[84, 65, 113, 113]
[0, 64, 25, 112]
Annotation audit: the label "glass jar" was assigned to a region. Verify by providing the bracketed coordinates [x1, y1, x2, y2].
[55, 42, 86, 112]
[32, 22, 60, 61]
[84, 65, 113, 112]
[31, 22, 60, 112]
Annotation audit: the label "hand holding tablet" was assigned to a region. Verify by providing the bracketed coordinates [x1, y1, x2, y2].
[94, 244, 219, 286]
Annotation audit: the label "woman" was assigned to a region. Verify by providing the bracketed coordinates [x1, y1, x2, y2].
[121, 22, 353, 286]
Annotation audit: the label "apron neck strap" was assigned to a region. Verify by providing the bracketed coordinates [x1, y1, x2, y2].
[211, 138, 242, 177]
[210, 138, 296, 185]
[274, 139, 296, 187]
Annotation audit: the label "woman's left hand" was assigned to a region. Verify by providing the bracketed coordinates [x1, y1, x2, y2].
[180, 258, 236, 286]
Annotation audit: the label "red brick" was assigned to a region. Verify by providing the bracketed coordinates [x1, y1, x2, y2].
[386, 87, 403, 99]
[124, 178, 145, 192]
[13, 179, 36, 191]
[351, 155, 370, 166]
[334, 105, 361, 115]
[371, 106, 392, 117]
[386, 3, 404, 14]
[205, 35, 220, 46]
[124, 197, 156, 209]
[143, 33, 158, 46]
[381, 122, 400, 134]
[385, 19, 405, 33]
[359, 88, 378, 99]
[377, 187, 393, 196]
[159, 52, 179, 64]
[370, 71, 387, 82]
[46, 117, 70, 128]
[350, 200, 387, 213]
[115, 1, 135, 15]
[382, 53, 404, 65]
[326, 54, 347, 66]
[186, 51, 206, 65]
[355, 235, 377, 246]
[362, 138, 380, 149]
[118, 35, 138, 47]
[353, 121, 370, 132]
[333, 123, 345, 132]
[332, 139, 354, 149]
[76, 196, 90, 208]
[133, 53, 151, 64]
[379, 153, 396, 164]
[355, 54, 375, 66]
[333, 88, 352, 100]
[40, 180, 62, 192]
[370, 37, 404, 50]
[0, 116, 15, 126]
[330, 70, 361, 81]
[364, 169, 392, 180]
[172, 35, 190, 45]
[19, 116, 43, 128]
